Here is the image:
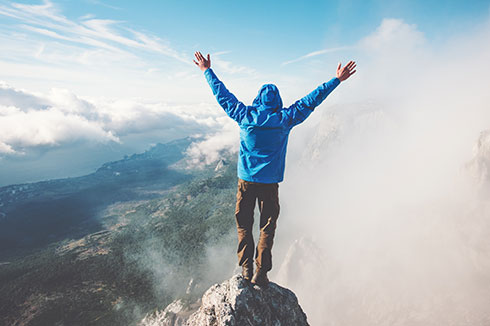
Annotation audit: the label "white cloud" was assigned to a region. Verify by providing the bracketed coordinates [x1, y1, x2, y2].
[1, 105, 118, 149]
[0, 81, 51, 109]
[466, 129, 490, 192]
[0, 83, 228, 156]
[360, 18, 425, 51]
[185, 116, 239, 166]
[212, 52, 257, 76]
[274, 17, 490, 326]
[0, 84, 119, 154]
[282, 46, 353, 66]
[280, 19, 424, 67]
[0, 141, 15, 154]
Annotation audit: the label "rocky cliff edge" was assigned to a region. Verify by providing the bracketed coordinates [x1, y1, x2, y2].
[140, 274, 309, 326]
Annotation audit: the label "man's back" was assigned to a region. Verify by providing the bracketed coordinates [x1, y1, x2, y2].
[193, 50, 356, 285]
[203, 67, 340, 183]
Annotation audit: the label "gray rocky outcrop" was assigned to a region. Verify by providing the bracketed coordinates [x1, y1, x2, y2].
[140, 274, 309, 326]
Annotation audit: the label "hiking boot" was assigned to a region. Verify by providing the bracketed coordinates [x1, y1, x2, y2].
[251, 269, 269, 286]
[242, 265, 253, 281]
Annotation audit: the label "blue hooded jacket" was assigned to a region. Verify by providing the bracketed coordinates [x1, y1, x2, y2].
[204, 68, 340, 183]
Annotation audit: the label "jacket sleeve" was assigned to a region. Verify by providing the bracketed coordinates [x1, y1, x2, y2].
[283, 77, 340, 127]
[204, 68, 247, 123]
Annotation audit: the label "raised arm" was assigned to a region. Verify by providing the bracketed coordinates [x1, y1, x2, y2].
[194, 51, 247, 123]
[284, 60, 356, 127]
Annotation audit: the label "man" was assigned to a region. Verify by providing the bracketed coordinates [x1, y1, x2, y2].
[194, 51, 356, 285]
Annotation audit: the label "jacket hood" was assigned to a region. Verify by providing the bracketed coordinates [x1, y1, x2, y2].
[252, 84, 283, 110]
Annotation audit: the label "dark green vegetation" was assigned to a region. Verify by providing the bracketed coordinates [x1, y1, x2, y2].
[0, 139, 238, 326]
[0, 137, 194, 258]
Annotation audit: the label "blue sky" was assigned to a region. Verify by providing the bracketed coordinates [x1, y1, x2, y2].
[0, 0, 489, 185]
[1, 0, 489, 93]
[47, 0, 490, 52]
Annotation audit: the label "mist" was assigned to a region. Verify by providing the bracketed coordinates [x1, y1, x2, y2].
[266, 18, 490, 325]
[137, 17, 490, 325]
[0, 82, 226, 186]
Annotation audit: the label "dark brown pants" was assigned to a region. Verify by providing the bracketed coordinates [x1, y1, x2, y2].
[235, 178, 280, 272]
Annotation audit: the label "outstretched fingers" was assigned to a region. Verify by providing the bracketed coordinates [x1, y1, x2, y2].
[193, 51, 211, 71]
[336, 59, 357, 81]
[194, 51, 203, 62]
[346, 61, 356, 70]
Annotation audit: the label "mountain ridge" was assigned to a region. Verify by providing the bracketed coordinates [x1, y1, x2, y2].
[0, 137, 240, 326]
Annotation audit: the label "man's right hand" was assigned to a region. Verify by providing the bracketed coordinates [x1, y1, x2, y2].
[336, 61, 357, 82]
[194, 51, 211, 72]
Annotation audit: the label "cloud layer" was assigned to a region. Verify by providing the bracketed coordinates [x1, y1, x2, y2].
[177, 16, 490, 326]
[271, 17, 490, 326]
[0, 82, 227, 156]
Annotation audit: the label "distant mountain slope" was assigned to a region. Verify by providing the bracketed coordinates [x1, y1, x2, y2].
[0, 140, 238, 326]
[0, 137, 196, 259]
